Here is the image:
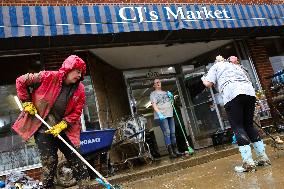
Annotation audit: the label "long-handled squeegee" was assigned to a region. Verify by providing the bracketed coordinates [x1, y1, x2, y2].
[14, 96, 121, 189]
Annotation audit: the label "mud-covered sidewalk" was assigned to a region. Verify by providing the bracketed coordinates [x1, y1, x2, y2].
[66, 135, 284, 189]
[123, 144, 284, 189]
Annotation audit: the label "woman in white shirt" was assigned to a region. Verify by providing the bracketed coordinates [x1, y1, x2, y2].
[202, 55, 270, 173]
[150, 79, 182, 158]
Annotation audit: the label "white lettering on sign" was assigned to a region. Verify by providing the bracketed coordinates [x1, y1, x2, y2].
[164, 7, 186, 20]
[118, 6, 232, 23]
[80, 138, 101, 145]
[119, 7, 137, 21]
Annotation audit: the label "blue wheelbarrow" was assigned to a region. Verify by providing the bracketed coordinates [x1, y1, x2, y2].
[56, 129, 116, 187]
[80, 129, 116, 155]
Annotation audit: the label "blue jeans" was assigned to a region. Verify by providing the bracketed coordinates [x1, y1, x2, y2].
[157, 117, 176, 146]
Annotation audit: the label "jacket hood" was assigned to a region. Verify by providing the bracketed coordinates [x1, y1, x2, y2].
[59, 55, 86, 80]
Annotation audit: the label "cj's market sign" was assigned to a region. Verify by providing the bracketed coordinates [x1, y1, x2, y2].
[118, 6, 231, 23]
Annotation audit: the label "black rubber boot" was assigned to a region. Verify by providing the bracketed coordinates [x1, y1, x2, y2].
[167, 144, 177, 159]
[172, 143, 183, 157]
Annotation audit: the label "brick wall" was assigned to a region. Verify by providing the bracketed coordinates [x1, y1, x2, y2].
[1, 0, 280, 6]
[247, 39, 274, 126]
[43, 50, 74, 70]
[25, 168, 42, 181]
[87, 52, 131, 128]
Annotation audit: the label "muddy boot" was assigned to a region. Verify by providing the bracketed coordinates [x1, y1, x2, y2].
[234, 145, 256, 173]
[167, 144, 177, 159]
[172, 143, 183, 157]
[252, 140, 271, 166]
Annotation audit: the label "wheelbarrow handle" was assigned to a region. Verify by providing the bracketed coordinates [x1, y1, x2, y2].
[112, 129, 145, 147]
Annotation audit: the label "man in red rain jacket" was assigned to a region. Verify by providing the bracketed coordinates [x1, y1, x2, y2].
[13, 55, 90, 189]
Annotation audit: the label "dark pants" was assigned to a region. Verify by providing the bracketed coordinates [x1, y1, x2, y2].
[34, 131, 89, 189]
[224, 94, 261, 146]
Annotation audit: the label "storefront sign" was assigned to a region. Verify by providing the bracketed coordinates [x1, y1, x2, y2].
[0, 4, 283, 38]
[124, 67, 175, 79]
[119, 6, 231, 23]
[146, 70, 159, 78]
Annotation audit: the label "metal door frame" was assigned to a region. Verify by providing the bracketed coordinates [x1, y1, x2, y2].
[179, 65, 225, 149]
[124, 72, 197, 141]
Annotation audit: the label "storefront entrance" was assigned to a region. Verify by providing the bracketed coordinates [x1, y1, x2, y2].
[124, 68, 185, 154]
[123, 65, 226, 150]
[91, 39, 262, 150]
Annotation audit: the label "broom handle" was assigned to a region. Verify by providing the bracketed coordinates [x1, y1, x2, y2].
[171, 100, 194, 153]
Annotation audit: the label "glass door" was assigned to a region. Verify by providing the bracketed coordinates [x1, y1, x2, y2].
[126, 75, 192, 155]
[183, 66, 224, 148]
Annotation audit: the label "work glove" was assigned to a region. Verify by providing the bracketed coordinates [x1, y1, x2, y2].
[22, 102, 37, 115]
[157, 112, 166, 121]
[45, 120, 68, 137]
[167, 91, 174, 100]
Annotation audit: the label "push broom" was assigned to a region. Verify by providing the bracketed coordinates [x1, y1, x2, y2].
[14, 96, 121, 189]
[168, 93, 194, 154]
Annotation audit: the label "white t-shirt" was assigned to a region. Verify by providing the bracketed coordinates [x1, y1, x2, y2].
[150, 90, 173, 120]
[202, 61, 255, 105]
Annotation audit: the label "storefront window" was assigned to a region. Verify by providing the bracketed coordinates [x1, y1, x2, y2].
[82, 76, 100, 130]
[260, 38, 284, 120]
[263, 38, 284, 73]
[0, 55, 42, 174]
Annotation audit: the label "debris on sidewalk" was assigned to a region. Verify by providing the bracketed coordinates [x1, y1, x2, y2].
[275, 136, 283, 144]
[5, 171, 42, 189]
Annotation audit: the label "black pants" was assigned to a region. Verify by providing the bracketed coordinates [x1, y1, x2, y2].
[34, 131, 89, 189]
[224, 94, 261, 146]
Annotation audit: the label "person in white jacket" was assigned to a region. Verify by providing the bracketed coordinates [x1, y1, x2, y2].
[201, 55, 270, 173]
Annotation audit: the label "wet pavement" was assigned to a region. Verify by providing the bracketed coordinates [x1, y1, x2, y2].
[64, 135, 284, 189]
[122, 145, 284, 189]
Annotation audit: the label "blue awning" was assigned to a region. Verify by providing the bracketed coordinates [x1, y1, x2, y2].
[0, 4, 283, 38]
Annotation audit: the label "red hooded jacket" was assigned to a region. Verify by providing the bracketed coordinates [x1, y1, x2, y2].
[12, 55, 87, 146]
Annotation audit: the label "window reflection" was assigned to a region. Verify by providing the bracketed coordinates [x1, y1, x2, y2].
[263, 38, 284, 73]
[82, 76, 100, 130]
[0, 55, 42, 173]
